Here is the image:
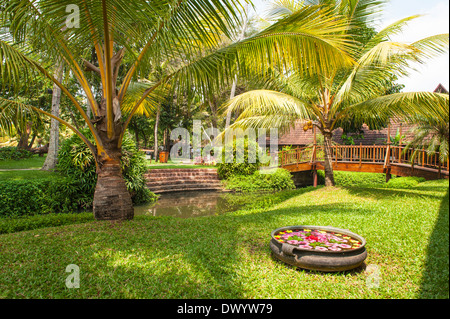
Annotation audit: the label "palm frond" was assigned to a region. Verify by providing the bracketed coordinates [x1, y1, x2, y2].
[339, 92, 449, 130]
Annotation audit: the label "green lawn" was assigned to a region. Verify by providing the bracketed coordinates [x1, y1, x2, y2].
[0, 179, 448, 299]
[0, 169, 59, 181]
[0, 154, 46, 170]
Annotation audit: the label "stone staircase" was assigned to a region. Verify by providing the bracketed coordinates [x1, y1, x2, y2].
[144, 168, 223, 194]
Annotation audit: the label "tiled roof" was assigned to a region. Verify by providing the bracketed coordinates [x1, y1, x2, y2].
[278, 118, 417, 146]
[434, 83, 449, 94]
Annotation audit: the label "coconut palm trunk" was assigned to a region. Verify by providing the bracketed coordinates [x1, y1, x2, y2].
[93, 160, 134, 220]
[322, 130, 335, 186]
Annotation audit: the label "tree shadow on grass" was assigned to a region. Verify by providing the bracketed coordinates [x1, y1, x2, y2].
[419, 188, 449, 299]
[78, 200, 376, 298]
[342, 185, 446, 201]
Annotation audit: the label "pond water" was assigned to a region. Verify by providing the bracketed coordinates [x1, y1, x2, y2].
[134, 190, 267, 218]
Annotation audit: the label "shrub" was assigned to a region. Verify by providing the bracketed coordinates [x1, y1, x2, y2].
[384, 176, 426, 188]
[0, 177, 92, 218]
[316, 170, 387, 187]
[217, 138, 269, 179]
[0, 146, 33, 160]
[224, 168, 295, 192]
[57, 129, 157, 206]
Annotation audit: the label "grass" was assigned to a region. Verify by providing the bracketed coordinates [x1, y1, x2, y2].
[0, 169, 60, 181]
[0, 179, 448, 299]
[0, 154, 47, 170]
[147, 159, 217, 169]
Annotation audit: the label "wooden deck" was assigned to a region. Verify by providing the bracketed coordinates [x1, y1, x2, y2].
[279, 144, 449, 185]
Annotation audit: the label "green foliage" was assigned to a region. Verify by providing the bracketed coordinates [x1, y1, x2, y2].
[224, 168, 295, 192]
[0, 212, 93, 234]
[0, 146, 33, 160]
[217, 138, 267, 179]
[0, 177, 93, 218]
[384, 176, 426, 189]
[57, 130, 157, 205]
[317, 170, 387, 187]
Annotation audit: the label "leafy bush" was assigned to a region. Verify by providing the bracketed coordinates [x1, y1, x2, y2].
[57, 129, 157, 205]
[0, 146, 33, 160]
[0, 177, 92, 218]
[224, 168, 295, 192]
[316, 170, 387, 187]
[384, 176, 426, 188]
[217, 138, 269, 179]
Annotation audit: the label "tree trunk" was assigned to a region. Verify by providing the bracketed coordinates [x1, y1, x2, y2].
[322, 131, 335, 186]
[92, 97, 134, 221]
[42, 62, 64, 171]
[93, 160, 134, 221]
[154, 106, 160, 161]
[17, 122, 32, 150]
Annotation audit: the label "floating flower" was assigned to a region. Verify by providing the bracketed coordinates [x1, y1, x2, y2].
[274, 228, 361, 251]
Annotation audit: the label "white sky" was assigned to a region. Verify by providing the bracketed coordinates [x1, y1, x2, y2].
[250, 0, 450, 92]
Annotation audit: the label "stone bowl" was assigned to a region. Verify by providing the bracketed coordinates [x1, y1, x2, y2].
[270, 225, 367, 272]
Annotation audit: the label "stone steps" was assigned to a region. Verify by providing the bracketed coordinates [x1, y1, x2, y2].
[145, 168, 223, 194]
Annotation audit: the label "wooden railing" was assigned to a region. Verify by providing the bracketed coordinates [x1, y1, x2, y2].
[278, 144, 449, 174]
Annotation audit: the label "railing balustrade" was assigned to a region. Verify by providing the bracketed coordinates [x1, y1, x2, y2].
[278, 144, 449, 174]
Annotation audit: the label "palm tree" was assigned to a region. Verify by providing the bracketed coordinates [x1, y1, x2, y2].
[405, 117, 449, 164]
[0, 0, 354, 220]
[223, 0, 449, 186]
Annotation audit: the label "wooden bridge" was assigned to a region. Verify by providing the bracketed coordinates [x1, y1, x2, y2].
[278, 144, 449, 187]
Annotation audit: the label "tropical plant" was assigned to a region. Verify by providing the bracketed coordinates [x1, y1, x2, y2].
[404, 118, 449, 164]
[57, 129, 157, 206]
[0, 0, 354, 220]
[223, 0, 449, 186]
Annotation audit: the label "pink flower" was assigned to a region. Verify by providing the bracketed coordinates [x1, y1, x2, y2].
[314, 246, 328, 251]
[328, 247, 342, 251]
[298, 245, 313, 249]
[338, 244, 352, 249]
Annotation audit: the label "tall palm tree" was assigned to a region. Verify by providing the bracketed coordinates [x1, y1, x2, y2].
[223, 0, 449, 186]
[0, 0, 354, 220]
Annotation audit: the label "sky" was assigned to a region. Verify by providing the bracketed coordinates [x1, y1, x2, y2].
[250, 0, 450, 92]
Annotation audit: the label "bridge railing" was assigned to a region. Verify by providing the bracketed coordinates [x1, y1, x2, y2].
[279, 144, 449, 173]
[390, 146, 448, 171]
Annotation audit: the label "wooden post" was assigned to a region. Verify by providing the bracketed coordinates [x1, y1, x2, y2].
[438, 158, 441, 179]
[373, 144, 376, 163]
[313, 165, 318, 187]
[359, 143, 362, 167]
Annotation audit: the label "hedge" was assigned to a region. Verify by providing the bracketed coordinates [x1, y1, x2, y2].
[0, 177, 93, 218]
